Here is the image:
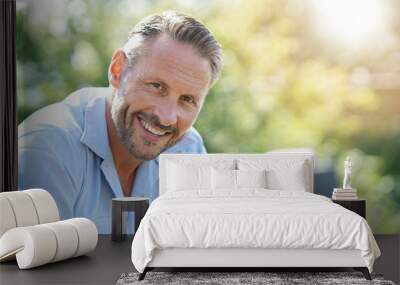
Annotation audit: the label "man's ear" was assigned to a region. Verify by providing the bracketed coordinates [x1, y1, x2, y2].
[108, 49, 127, 89]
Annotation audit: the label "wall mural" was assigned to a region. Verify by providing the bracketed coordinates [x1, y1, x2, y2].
[16, 0, 400, 234]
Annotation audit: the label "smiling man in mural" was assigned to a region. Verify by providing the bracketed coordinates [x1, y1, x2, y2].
[18, 11, 222, 233]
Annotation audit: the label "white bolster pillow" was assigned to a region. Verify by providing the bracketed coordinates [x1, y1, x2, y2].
[0, 218, 98, 269]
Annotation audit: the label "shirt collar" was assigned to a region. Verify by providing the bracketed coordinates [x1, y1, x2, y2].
[80, 94, 111, 160]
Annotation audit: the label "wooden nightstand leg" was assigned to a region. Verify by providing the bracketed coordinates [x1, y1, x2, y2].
[112, 201, 127, 242]
[112, 201, 122, 241]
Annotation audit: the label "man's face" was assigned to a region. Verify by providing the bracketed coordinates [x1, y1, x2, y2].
[111, 34, 211, 160]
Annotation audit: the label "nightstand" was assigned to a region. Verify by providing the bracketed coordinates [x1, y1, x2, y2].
[332, 198, 366, 218]
[111, 197, 149, 242]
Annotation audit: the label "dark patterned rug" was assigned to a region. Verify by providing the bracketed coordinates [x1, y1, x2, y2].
[116, 271, 396, 285]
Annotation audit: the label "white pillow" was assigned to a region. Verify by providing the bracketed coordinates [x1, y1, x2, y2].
[211, 168, 268, 190]
[212, 168, 236, 190]
[238, 159, 308, 191]
[236, 169, 267, 188]
[167, 163, 211, 191]
[266, 167, 306, 191]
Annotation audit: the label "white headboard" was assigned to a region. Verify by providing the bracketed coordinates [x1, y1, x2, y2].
[159, 152, 315, 195]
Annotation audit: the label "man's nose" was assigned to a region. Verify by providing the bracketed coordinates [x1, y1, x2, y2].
[153, 98, 178, 127]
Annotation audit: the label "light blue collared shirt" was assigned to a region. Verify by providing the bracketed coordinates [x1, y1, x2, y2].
[18, 87, 207, 233]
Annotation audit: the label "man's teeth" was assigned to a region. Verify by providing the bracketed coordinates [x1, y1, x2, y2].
[139, 118, 169, 136]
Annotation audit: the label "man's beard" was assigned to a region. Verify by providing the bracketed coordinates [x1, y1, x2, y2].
[110, 93, 181, 161]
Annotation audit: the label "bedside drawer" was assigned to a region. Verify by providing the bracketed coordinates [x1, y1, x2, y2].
[332, 199, 366, 218]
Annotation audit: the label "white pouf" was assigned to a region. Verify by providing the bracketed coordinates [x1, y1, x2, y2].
[0, 189, 98, 269]
[0, 218, 97, 269]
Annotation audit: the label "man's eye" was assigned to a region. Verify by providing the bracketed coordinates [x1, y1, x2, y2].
[181, 95, 196, 105]
[148, 82, 162, 90]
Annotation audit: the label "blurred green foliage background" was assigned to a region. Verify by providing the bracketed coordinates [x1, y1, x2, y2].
[16, 0, 400, 233]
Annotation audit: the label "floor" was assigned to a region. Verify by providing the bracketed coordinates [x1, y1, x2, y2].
[0, 235, 398, 284]
[373, 235, 400, 284]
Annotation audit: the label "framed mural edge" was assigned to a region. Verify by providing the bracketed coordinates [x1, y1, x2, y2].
[0, 0, 17, 192]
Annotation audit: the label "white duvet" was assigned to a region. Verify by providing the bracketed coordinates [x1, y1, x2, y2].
[131, 190, 380, 273]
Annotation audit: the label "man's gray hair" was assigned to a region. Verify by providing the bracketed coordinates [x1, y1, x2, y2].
[122, 11, 223, 86]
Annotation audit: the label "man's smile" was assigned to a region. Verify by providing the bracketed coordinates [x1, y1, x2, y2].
[136, 115, 173, 142]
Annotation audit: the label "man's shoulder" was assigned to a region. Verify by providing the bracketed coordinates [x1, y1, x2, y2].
[18, 87, 109, 154]
[63, 87, 109, 107]
[163, 127, 206, 154]
[181, 127, 204, 144]
[18, 87, 107, 140]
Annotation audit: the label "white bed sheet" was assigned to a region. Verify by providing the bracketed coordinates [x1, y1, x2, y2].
[131, 190, 380, 273]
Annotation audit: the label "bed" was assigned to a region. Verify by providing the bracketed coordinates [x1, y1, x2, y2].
[131, 153, 381, 280]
